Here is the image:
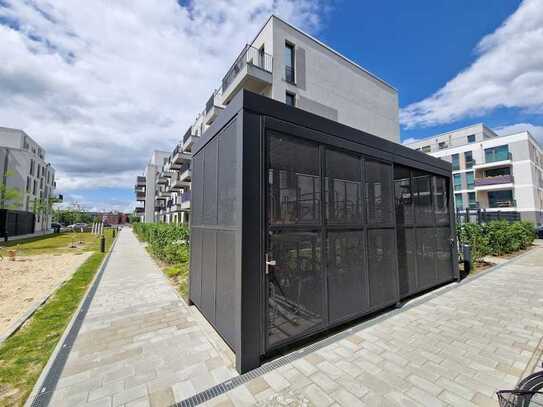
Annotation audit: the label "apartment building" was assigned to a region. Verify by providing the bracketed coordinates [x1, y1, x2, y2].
[136, 15, 400, 224]
[405, 123, 543, 224]
[0, 127, 57, 234]
[135, 150, 171, 223]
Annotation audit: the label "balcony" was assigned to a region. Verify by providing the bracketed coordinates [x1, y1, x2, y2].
[135, 207, 145, 214]
[171, 144, 192, 166]
[136, 176, 146, 187]
[221, 44, 273, 104]
[474, 174, 514, 189]
[181, 127, 195, 153]
[181, 190, 191, 210]
[135, 190, 146, 201]
[474, 152, 512, 170]
[170, 172, 189, 190]
[179, 162, 191, 182]
[204, 90, 224, 126]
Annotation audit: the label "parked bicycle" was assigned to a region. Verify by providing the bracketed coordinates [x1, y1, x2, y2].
[497, 363, 543, 406]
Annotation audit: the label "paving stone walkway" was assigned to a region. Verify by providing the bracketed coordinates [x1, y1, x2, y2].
[208, 245, 543, 407]
[48, 228, 236, 407]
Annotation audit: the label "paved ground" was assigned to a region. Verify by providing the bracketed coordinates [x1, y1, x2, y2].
[47, 230, 543, 407]
[209, 245, 543, 407]
[49, 228, 236, 407]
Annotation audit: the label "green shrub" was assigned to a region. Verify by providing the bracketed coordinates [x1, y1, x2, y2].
[457, 220, 535, 260]
[132, 223, 190, 264]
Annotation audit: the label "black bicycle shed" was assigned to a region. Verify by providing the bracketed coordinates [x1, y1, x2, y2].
[189, 90, 458, 373]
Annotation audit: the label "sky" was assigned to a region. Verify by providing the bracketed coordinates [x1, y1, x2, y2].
[0, 0, 542, 212]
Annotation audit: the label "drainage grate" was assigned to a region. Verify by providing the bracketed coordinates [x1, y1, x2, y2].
[29, 238, 118, 407]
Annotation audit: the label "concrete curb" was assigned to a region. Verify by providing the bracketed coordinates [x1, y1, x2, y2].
[24, 234, 119, 407]
[0, 253, 92, 345]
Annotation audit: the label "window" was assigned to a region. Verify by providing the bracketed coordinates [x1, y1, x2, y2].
[26, 176, 31, 192]
[488, 190, 514, 208]
[454, 193, 463, 210]
[29, 159, 35, 175]
[438, 141, 447, 150]
[467, 134, 476, 144]
[466, 172, 474, 189]
[485, 167, 510, 177]
[453, 174, 462, 190]
[285, 92, 296, 107]
[485, 145, 510, 163]
[32, 180, 37, 195]
[451, 154, 460, 171]
[284, 42, 295, 84]
[468, 192, 476, 209]
[464, 151, 474, 169]
[421, 145, 431, 153]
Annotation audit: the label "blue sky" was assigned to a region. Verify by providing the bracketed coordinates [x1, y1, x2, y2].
[0, 0, 542, 212]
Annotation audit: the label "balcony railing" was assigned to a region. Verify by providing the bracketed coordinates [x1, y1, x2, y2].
[180, 162, 191, 174]
[136, 176, 146, 186]
[474, 174, 514, 187]
[222, 45, 273, 93]
[489, 199, 516, 208]
[181, 190, 191, 203]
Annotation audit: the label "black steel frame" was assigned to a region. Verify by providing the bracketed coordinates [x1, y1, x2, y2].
[190, 90, 458, 373]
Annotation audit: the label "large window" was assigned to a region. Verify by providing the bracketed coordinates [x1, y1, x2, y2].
[466, 172, 474, 189]
[464, 151, 474, 169]
[453, 174, 462, 190]
[285, 42, 295, 84]
[467, 134, 476, 143]
[285, 92, 296, 107]
[485, 145, 510, 163]
[468, 192, 477, 209]
[454, 193, 463, 210]
[451, 154, 460, 171]
[488, 190, 514, 208]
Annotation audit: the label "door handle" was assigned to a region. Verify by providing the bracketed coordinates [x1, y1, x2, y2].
[266, 260, 277, 266]
[265, 254, 276, 275]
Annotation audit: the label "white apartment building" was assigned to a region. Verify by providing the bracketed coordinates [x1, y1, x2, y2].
[406, 123, 543, 224]
[0, 127, 57, 234]
[137, 15, 400, 224]
[135, 150, 172, 223]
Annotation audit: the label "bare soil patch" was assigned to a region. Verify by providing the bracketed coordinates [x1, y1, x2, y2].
[0, 252, 91, 336]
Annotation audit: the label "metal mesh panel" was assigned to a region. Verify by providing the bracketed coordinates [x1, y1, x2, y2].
[397, 227, 417, 296]
[435, 227, 453, 282]
[201, 230, 217, 320]
[191, 154, 204, 225]
[414, 174, 434, 226]
[416, 228, 437, 288]
[366, 160, 393, 226]
[325, 149, 362, 224]
[189, 228, 203, 304]
[268, 134, 320, 225]
[215, 231, 236, 347]
[327, 230, 366, 322]
[367, 229, 397, 308]
[433, 176, 450, 226]
[267, 231, 324, 349]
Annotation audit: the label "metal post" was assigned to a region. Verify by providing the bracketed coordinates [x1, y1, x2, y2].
[100, 234, 105, 253]
[112, 227, 116, 238]
[463, 244, 472, 275]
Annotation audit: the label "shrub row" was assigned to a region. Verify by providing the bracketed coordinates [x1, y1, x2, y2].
[133, 223, 190, 264]
[457, 220, 535, 262]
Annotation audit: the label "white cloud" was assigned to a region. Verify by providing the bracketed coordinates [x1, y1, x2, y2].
[401, 137, 417, 145]
[0, 0, 327, 196]
[400, 0, 543, 128]
[495, 122, 543, 145]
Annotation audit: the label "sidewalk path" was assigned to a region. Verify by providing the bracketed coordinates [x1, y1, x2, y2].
[48, 228, 236, 407]
[208, 245, 543, 407]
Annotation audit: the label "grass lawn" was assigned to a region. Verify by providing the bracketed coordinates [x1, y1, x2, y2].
[0, 229, 114, 407]
[0, 231, 104, 257]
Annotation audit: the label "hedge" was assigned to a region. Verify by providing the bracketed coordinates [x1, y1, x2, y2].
[457, 220, 535, 263]
[133, 223, 189, 264]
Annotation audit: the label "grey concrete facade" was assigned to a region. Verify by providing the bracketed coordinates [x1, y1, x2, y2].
[0, 127, 56, 233]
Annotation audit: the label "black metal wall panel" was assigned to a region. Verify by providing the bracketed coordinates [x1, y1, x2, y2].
[203, 138, 219, 225]
[189, 228, 203, 305]
[218, 121, 239, 227]
[201, 229, 217, 321]
[367, 229, 397, 308]
[396, 227, 417, 297]
[435, 227, 454, 282]
[191, 154, 204, 225]
[216, 230, 236, 347]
